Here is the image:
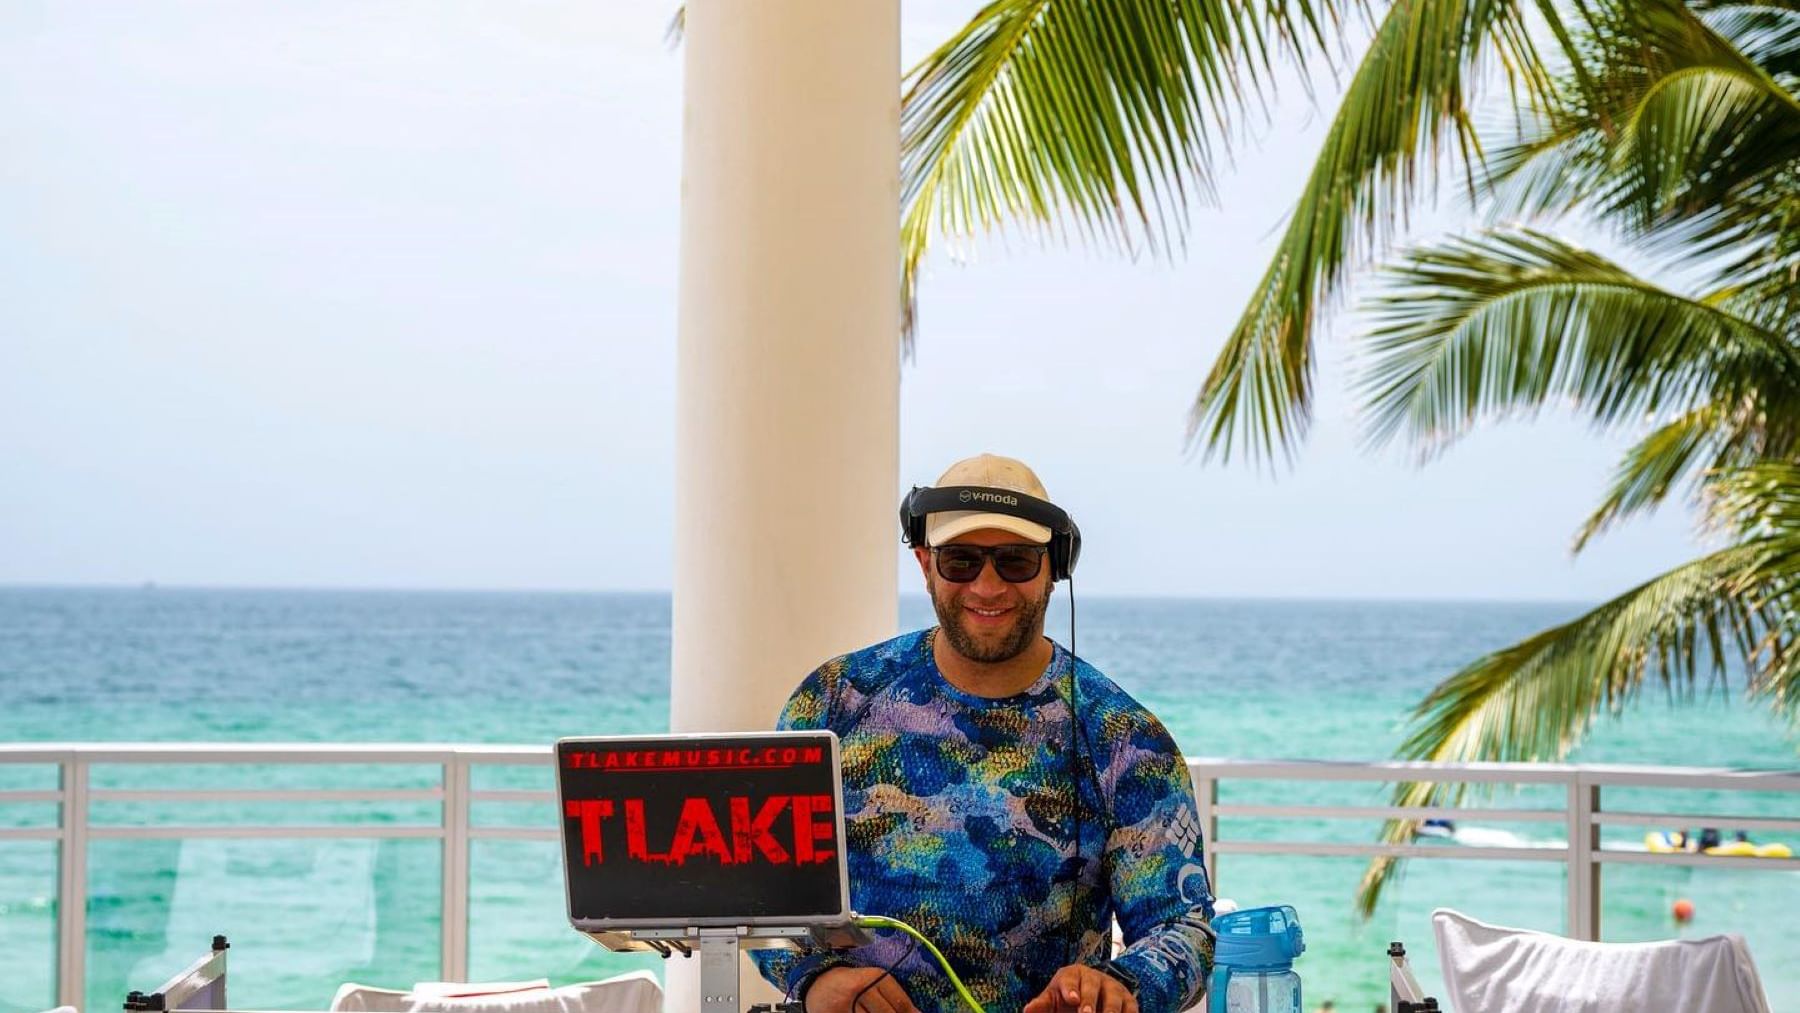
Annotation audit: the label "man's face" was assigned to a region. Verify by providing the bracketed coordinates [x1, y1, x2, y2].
[917, 528, 1055, 664]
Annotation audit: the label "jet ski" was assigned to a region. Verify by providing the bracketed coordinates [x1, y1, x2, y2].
[1415, 818, 1456, 839]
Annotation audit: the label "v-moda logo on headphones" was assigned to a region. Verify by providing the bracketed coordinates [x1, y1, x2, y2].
[960, 489, 1019, 507]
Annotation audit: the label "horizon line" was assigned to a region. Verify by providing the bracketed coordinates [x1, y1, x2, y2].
[0, 580, 1600, 608]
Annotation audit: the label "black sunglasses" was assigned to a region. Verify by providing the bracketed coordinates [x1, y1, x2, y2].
[931, 544, 1048, 584]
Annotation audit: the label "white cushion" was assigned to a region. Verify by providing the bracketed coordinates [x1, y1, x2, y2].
[330, 971, 661, 1013]
[1432, 908, 1771, 1013]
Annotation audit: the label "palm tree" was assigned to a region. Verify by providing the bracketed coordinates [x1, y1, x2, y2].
[902, 0, 1800, 915]
[1348, 0, 1800, 910]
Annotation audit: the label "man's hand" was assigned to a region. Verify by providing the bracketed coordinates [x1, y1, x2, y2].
[804, 966, 920, 1013]
[1022, 965, 1138, 1013]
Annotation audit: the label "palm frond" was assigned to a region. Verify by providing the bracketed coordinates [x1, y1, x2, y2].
[899, 0, 1351, 347]
[1485, 1, 1800, 237]
[1188, 0, 1572, 464]
[1714, 463, 1800, 719]
[1357, 228, 1800, 452]
[1667, 179, 1800, 335]
[1356, 460, 1800, 915]
[1694, 3, 1800, 79]
[1573, 386, 1800, 548]
[1406, 559, 1769, 765]
[1354, 536, 1798, 914]
[1615, 61, 1800, 223]
[1572, 405, 1728, 551]
[1478, 107, 1617, 221]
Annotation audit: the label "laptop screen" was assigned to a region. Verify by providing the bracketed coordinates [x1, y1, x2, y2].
[557, 731, 850, 929]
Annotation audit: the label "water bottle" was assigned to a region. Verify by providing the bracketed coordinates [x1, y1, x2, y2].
[1206, 905, 1305, 1013]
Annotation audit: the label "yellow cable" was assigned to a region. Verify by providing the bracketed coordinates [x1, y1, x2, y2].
[853, 914, 986, 1013]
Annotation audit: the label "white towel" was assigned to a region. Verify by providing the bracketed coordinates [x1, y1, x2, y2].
[1432, 908, 1771, 1013]
[331, 970, 662, 1013]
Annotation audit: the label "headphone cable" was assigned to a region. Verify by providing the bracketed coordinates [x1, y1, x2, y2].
[844, 932, 920, 1013]
[853, 915, 983, 1013]
[1065, 572, 1084, 968]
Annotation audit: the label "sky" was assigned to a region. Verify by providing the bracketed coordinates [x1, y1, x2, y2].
[1, 2, 1703, 600]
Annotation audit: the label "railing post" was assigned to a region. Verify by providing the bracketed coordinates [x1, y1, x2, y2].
[1568, 775, 1600, 940]
[442, 755, 471, 981]
[1194, 766, 1219, 897]
[57, 755, 88, 1008]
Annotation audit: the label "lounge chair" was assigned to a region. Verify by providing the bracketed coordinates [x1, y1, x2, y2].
[1428, 908, 1772, 1013]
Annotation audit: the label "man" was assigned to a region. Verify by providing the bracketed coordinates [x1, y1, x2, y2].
[751, 454, 1216, 1013]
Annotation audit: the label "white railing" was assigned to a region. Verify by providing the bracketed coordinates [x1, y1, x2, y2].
[1191, 759, 1800, 942]
[0, 744, 558, 1007]
[4, 745, 1798, 1007]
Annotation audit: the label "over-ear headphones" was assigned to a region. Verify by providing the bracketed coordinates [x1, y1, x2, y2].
[898, 485, 1082, 581]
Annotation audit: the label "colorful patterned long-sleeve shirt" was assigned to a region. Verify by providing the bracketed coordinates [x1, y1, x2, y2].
[750, 629, 1215, 1013]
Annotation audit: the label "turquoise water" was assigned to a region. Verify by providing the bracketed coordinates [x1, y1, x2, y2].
[1, 588, 1795, 1011]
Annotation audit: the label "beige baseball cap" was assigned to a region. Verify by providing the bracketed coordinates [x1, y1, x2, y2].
[924, 453, 1055, 546]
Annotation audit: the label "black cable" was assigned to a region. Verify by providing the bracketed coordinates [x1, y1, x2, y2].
[845, 933, 919, 1013]
[1066, 571, 1076, 670]
[1059, 576, 1109, 969]
[1064, 572, 1085, 968]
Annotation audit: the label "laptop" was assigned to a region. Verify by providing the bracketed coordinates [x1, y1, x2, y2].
[556, 730, 864, 952]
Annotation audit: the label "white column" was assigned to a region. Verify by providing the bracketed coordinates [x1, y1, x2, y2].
[672, 0, 900, 734]
[670, 2, 899, 1009]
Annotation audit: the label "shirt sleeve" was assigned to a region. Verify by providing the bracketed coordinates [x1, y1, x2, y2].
[1099, 715, 1216, 1013]
[748, 661, 858, 995]
[773, 658, 839, 732]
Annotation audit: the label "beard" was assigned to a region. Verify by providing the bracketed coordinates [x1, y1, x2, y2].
[929, 576, 1055, 664]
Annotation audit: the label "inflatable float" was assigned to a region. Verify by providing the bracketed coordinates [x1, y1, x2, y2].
[1644, 830, 1791, 858]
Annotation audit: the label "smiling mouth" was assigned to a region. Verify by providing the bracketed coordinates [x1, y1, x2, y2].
[965, 605, 1012, 619]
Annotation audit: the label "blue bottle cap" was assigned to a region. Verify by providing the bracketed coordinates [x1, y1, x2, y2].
[1211, 905, 1305, 971]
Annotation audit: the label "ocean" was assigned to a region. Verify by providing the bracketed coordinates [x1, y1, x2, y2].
[0, 588, 1795, 1012]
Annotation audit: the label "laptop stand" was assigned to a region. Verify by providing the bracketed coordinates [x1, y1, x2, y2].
[584, 922, 870, 1013]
